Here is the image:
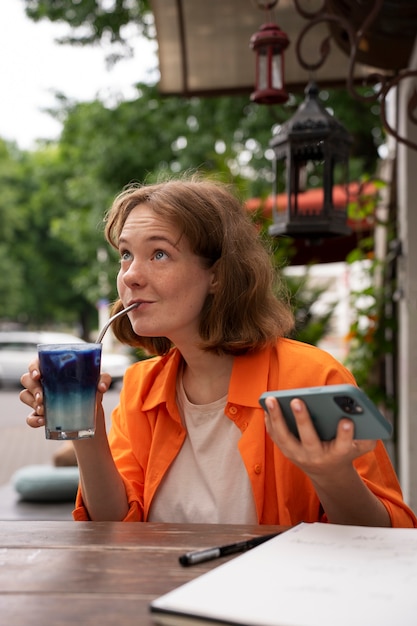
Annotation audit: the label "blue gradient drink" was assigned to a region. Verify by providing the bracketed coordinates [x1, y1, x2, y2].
[38, 343, 102, 440]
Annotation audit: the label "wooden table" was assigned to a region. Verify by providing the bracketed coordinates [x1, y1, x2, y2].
[0, 521, 284, 625]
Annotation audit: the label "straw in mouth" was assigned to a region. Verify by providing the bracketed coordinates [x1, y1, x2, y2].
[95, 303, 138, 344]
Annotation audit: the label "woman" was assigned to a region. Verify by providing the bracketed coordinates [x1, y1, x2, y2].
[20, 177, 416, 527]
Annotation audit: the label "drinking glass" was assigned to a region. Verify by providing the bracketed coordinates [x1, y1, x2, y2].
[38, 343, 102, 440]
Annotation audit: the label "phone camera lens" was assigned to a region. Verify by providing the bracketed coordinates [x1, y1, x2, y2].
[342, 396, 354, 414]
[334, 395, 363, 414]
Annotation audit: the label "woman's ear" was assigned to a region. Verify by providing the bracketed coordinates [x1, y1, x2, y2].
[208, 262, 219, 294]
[208, 274, 218, 294]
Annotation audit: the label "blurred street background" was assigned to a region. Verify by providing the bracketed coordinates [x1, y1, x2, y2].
[0, 386, 121, 487]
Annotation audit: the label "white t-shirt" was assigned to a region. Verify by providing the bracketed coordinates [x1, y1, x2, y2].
[148, 375, 258, 524]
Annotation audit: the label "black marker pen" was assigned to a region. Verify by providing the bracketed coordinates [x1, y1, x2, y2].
[179, 532, 280, 566]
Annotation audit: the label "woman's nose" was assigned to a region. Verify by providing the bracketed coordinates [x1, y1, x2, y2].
[121, 259, 146, 287]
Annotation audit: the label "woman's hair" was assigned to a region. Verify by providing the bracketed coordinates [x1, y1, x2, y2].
[104, 175, 294, 356]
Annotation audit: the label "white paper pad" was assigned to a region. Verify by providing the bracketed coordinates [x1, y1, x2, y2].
[150, 522, 417, 626]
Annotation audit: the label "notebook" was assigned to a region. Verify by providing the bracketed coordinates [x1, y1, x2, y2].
[150, 522, 417, 626]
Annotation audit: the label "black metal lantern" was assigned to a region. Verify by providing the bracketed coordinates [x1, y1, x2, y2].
[269, 81, 353, 238]
[250, 21, 290, 105]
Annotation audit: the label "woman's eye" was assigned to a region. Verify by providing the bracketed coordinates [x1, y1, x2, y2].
[154, 250, 167, 261]
[120, 250, 132, 262]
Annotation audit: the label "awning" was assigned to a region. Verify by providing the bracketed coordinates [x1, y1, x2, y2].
[150, 0, 376, 97]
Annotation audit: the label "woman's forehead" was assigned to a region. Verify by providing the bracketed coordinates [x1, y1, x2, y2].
[120, 204, 185, 245]
[123, 204, 172, 229]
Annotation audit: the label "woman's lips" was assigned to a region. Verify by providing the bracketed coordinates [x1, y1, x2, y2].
[128, 300, 151, 310]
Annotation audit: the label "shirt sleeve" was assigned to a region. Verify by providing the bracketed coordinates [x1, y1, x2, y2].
[72, 384, 147, 522]
[353, 442, 417, 528]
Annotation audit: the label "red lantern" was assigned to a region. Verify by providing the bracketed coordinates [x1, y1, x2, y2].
[250, 22, 290, 105]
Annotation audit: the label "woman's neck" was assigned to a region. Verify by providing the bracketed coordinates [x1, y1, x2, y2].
[180, 350, 234, 405]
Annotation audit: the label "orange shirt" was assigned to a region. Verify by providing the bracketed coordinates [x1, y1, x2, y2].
[73, 338, 417, 527]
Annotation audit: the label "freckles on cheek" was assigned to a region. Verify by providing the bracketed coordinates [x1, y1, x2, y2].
[172, 292, 197, 315]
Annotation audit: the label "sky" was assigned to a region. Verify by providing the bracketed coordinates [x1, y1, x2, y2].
[0, 0, 158, 149]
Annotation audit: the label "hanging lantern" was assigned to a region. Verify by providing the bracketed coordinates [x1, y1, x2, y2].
[250, 21, 290, 105]
[269, 81, 353, 239]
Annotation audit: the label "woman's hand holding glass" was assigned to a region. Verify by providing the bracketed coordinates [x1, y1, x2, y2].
[20, 360, 112, 434]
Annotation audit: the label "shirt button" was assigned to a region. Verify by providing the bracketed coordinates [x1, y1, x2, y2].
[254, 464, 262, 475]
[229, 406, 238, 415]
[241, 421, 248, 431]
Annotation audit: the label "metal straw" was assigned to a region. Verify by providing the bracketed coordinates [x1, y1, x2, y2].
[96, 303, 138, 344]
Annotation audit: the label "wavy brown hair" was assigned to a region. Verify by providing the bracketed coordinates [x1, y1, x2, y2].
[104, 176, 294, 356]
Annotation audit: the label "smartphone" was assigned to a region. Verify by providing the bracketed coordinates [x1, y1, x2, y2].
[259, 384, 393, 440]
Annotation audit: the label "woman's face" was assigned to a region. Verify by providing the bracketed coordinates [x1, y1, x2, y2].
[116, 204, 216, 346]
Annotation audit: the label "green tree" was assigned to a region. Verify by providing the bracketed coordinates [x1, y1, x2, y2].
[0, 140, 29, 320]
[0, 78, 381, 339]
[4, 3, 383, 342]
[24, 0, 153, 50]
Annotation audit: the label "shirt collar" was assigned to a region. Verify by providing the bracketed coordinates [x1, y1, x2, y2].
[142, 344, 272, 411]
[228, 345, 272, 408]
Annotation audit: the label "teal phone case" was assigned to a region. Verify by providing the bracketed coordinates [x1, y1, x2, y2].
[259, 384, 393, 440]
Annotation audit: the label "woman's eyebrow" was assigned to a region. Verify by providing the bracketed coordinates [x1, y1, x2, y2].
[118, 234, 180, 248]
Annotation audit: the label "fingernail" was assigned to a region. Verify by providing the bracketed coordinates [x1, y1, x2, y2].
[265, 397, 274, 412]
[292, 400, 302, 412]
[37, 417, 44, 425]
[35, 392, 41, 401]
[32, 369, 39, 378]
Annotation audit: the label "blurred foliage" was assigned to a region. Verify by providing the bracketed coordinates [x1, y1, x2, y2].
[251, 210, 337, 348]
[3, 4, 383, 350]
[343, 178, 397, 411]
[24, 0, 153, 61]
[288, 274, 336, 346]
[0, 79, 381, 342]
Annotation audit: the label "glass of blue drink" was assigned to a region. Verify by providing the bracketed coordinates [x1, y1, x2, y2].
[38, 343, 102, 440]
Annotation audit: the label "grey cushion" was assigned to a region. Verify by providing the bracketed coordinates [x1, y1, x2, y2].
[12, 465, 79, 502]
